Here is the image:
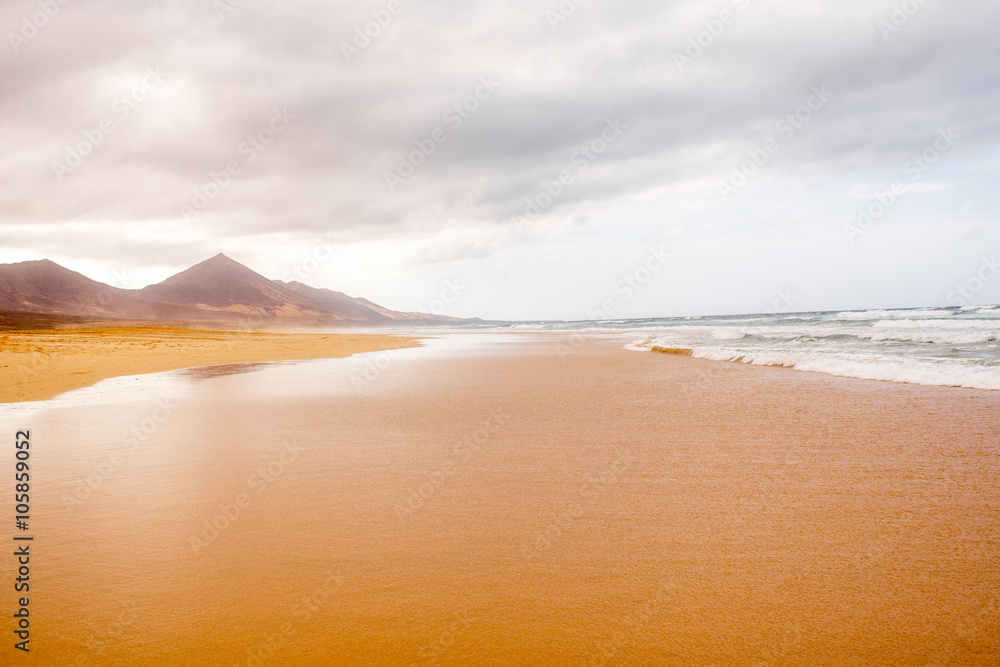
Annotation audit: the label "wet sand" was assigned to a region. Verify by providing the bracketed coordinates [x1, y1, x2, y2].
[3, 334, 999, 665]
[0, 327, 420, 403]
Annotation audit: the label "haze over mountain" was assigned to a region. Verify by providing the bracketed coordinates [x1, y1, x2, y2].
[0, 254, 464, 326]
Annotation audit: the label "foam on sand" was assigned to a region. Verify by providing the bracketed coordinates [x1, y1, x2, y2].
[624, 306, 1000, 391]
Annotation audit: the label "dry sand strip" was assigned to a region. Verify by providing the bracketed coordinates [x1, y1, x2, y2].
[0, 327, 420, 403]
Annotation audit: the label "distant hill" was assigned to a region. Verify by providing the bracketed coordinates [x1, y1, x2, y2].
[0, 254, 465, 326]
[0, 258, 134, 316]
[278, 280, 466, 324]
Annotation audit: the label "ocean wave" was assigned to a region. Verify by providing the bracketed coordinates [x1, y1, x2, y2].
[507, 323, 550, 330]
[524, 309, 1000, 391]
[630, 321, 999, 345]
[720, 352, 1000, 391]
[871, 318, 1000, 330]
[628, 324, 1000, 390]
[628, 340, 1000, 391]
[862, 330, 997, 345]
[834, 308, 953, 320]
[711, 330, 747, 340]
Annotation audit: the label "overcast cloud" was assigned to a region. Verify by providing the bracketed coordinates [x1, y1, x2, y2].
[1, 0, 998, 319]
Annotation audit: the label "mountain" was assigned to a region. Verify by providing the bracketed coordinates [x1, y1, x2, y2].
[277, 280, 397, 322]
[0, 254, 464, 326]
[278, 280, 466, 323]
[140, 254, 330, 319]
[0, 259, 225, 321]
[0, 258, 125, 316]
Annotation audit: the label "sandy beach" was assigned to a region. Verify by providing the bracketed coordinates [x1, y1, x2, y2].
[4, 333, 997, 665]
[0, 326, 420, 403]
[6, 0, 996, 662]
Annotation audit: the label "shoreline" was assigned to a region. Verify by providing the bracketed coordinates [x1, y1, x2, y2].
[4, 335, 999, 663]
[632, 345, 1000, 392]
[3, 324, 996, 404]
[0, 326, 421, 403]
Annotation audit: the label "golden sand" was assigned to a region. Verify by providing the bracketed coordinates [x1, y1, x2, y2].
[0, 327, 420, 403]
[1, 335, 997, 664]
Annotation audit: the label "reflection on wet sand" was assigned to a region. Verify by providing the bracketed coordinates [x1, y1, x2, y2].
[178, 361, 302, 379]
[4, 335, 998, 665]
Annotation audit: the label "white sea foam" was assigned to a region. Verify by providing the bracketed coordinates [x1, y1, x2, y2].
[621, 306, 1000, 391]
[863, 330, 997, 345]
[871, 318, 996, 328]
[835, 308, 948, 320]
[711, 330, 747, 341]
[629, 340, 1000, 390]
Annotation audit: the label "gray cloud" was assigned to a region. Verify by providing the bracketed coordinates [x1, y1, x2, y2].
[1, 0, 998, 316]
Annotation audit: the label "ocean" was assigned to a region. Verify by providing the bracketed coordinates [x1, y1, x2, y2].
[491, 305, 1000, 391]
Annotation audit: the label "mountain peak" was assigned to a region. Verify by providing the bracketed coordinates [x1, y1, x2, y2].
[152, 253, 264, 290]
[139, 252, 334, 315]
[199, 252, 240, 266]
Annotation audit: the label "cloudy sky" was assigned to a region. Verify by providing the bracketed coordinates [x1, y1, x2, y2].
[1, 0, 998, 320]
